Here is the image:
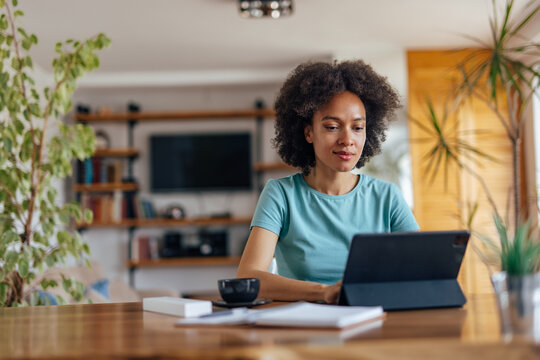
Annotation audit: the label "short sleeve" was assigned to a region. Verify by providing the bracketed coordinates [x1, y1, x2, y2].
[389, 183, 420, 232]
[250, 179, 286, 236]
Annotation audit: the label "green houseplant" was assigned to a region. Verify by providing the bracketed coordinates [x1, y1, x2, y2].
[414, 0, 540, 269]
[412, 0, 540, 339]
[0, 0, 110, 307]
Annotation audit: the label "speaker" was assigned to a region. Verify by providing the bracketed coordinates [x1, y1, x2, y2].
[160, 232, 183, 258]
[198, 230, 228, 257]
[159, 230, 228, 258]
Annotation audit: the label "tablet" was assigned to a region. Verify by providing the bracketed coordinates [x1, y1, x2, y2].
[338, 230, 470, 310]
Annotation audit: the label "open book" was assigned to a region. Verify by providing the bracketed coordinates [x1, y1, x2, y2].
[176, 302, 384, 329]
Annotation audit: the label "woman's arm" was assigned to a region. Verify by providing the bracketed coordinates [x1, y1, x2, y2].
[237, 226, 341, 303]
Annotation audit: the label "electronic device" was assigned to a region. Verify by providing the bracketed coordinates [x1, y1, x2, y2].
[160, 232, 184, 258]
[150, 132, 252, 192]
[197, 230, 228, 256]
[164, 204, 186, 219]
[339, 230, 470, 311]
[160, 230, 228, 258]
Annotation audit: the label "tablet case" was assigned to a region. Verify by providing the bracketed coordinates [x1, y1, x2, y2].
[339, 231, 470, 311]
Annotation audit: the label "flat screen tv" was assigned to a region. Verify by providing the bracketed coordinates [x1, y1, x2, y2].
[150, 132, 252, 192]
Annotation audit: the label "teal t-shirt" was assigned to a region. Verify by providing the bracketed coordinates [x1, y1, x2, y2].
[250, 173, 419, 284]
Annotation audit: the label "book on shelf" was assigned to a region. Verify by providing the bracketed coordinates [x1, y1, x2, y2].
[130, 195, 157, 220]
[112, 190, 122, 221]
[122, 192, 137, 219]
[76, 159, 84, 184]
[139, 197, 157, 219]
[149, 236, 159, 259]
[131, 235, 160, 261]
[84, 158, 93, 184]
[76, 157, 124, 185]
[111, 161, 123, 183]
[100, 158, 108, 183]
[176, 302, 384, 329]
[77, 184, 157, 224]
[91, 157, 101, 184]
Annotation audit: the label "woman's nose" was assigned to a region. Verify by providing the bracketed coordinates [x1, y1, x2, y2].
[338, 129, 354, 145]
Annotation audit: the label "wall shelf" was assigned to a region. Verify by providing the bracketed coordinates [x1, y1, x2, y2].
[78, 216, 252, 229]
[94, 148, 139, 157]
[74, 103, 272, 288]
[74, 183, 138, 192]
[126, 256, 241, 268]
[136, 217, 252, 227]
[76, 109, 275, 123]
[77, 220, 136, 228]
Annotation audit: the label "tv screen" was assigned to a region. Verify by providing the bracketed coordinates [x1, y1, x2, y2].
[150, 133, 252, 192]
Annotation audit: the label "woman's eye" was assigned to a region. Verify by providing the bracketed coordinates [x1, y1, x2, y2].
[354, 126, 365, 131]
[324, 125, 338, 131]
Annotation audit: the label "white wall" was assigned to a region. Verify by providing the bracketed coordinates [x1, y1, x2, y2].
[70, 51, 411, 294]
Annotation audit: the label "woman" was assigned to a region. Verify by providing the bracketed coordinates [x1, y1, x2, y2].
[237, 60, 419, 304]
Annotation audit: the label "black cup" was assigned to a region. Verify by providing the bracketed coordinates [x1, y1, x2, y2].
[218, 278, 260, 303]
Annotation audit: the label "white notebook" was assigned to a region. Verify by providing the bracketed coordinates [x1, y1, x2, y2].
[177, 302, 384, 328]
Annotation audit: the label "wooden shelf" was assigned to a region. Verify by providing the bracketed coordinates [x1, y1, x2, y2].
[75, 105, 270, 287]
[78, 216, 252, 228]
[94, 148, 139, 157]
[127, 256, 241, 268]
[136, 217, 252, 227]
[74, 182, 138, 192]
[77, 220, 138, 228]
[76, 109, 275, 123]
[253, 162, 295, 172]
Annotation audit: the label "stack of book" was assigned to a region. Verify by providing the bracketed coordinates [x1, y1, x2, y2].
[131, 235, 160, 261]
[77, 158, 123, 184]
[79, 193, 157, 223]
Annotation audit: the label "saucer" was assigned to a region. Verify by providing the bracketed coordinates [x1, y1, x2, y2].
[212, 298, 272, 308]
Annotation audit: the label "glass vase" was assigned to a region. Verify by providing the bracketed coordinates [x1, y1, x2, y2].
[491, 272, 540, 342]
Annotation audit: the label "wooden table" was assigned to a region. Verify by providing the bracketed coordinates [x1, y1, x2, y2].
[0, 294, 538, 359]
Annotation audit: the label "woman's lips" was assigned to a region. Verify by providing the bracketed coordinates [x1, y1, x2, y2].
[335, 151, 353, 160]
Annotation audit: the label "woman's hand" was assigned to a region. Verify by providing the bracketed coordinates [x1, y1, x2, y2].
[323, 280, 342, 304]
[238, 227, 345, 303]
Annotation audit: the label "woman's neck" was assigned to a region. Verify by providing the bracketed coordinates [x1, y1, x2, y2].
[303, 168, 359, 195]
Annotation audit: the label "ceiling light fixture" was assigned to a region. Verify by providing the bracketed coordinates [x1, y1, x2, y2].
[238, 0, 293, 19]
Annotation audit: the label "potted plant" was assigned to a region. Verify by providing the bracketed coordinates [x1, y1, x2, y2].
[0, 0, 110, 307]
[411, 0, 540, 340]
[486, 217, 540, 340]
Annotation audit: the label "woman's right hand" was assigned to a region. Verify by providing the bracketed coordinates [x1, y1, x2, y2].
[323, 280, 342, 304]
[239, 228, 345, 303]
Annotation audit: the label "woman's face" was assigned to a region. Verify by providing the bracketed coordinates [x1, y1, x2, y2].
[304, 91, 366, 174]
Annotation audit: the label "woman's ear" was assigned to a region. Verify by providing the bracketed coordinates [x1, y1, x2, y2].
[304, 125, 313, 144]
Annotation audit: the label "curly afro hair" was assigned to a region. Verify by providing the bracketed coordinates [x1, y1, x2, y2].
[273, 60, 401, 175]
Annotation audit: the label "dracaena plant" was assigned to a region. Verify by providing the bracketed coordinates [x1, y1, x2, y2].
[411, 0, 540, 275]
[0, 0, 110, 307]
